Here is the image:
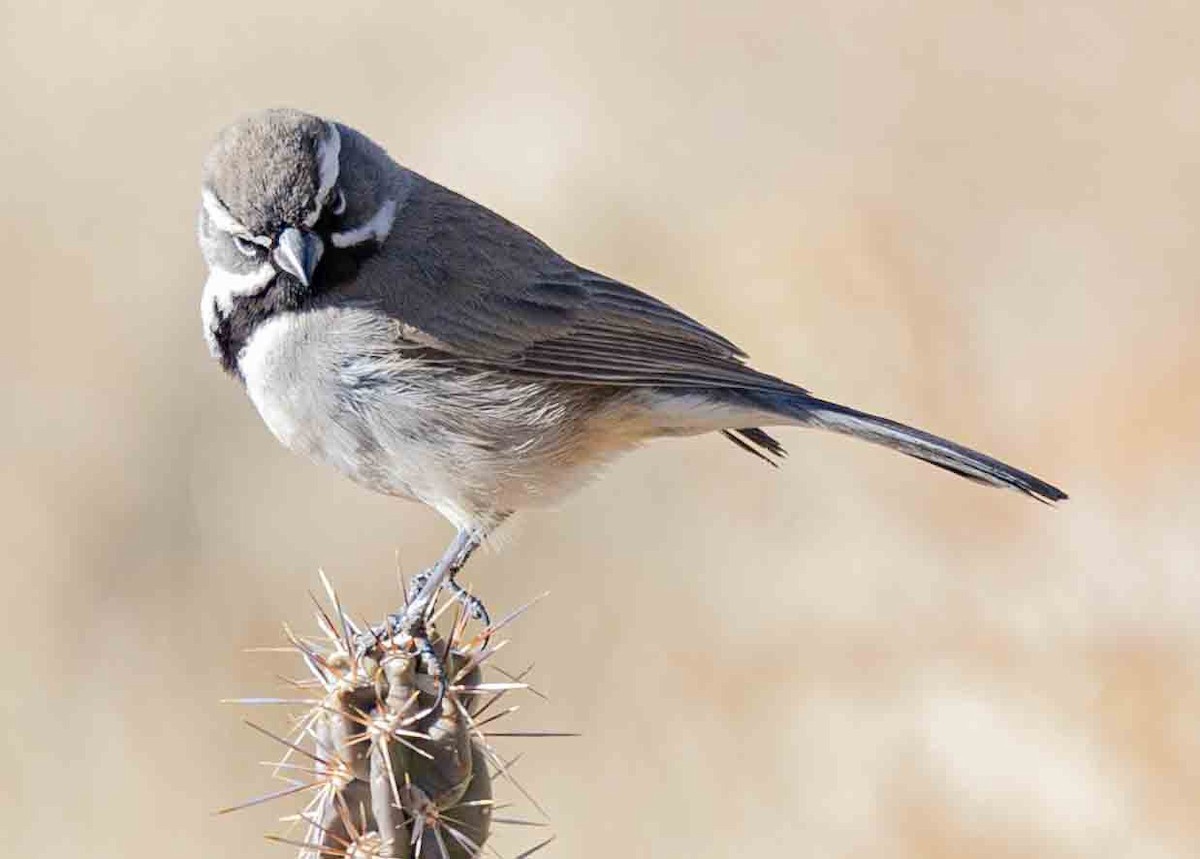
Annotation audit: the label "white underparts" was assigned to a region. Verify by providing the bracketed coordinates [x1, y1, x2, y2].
[635, 390, 770, 436]
[331, 198, 398, 248]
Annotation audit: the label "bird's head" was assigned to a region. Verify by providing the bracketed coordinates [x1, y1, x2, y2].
[197, 108, 400, 366]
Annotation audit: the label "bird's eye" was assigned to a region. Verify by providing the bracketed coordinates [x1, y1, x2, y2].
[233, 235, 261, 257]
[330, 188, 346, 216]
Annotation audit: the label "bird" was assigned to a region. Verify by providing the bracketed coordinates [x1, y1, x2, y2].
[198, 108, 1066, 685]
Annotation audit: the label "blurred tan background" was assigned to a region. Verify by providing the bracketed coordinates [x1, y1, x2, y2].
[3, 2, 1198, 856]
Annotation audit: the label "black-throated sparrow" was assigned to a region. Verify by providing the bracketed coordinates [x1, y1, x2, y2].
[198, 109, 1065, 689]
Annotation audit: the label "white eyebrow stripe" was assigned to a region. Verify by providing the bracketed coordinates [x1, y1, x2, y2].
[330, 198, 398, 248]
[302, 123, 343, 228]
[201, 188, 249, 235]
[316, 123, 341, 202]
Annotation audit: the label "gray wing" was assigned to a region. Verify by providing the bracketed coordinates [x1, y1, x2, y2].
[332, 174, 806, 395]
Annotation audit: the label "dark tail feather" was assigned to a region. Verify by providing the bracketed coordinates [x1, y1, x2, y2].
[722, 427, 786, 467]
[752, 392, 1067, 503]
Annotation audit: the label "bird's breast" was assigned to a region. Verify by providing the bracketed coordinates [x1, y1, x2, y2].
[237, 306, 419, 493]
[234, 303, 649, 529]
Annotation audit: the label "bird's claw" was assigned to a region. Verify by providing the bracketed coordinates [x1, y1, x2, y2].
[408, 625, 447, 715]
[446, 578, 491, 626]
[355, 612, 448, 716]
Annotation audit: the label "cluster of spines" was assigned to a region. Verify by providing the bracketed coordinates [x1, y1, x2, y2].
[223, 571, 563, 858]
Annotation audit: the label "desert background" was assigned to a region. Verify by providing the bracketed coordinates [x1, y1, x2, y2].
[3, 2, 1198, 857]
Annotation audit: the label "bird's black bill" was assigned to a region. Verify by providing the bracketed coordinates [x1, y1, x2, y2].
[273, 227, 323, 286]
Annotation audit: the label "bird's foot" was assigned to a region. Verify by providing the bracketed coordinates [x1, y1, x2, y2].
[405, 568, 432, 606]
[405, 568, 490, 628]
[355, 612, 447, 716]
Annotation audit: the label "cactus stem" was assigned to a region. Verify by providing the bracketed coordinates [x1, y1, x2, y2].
[228, 572, 561, 857]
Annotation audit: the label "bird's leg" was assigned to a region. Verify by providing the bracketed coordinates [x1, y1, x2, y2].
[402, 529, 483, 713]
[405, 567, 433, 604]
[405, 561, 490, 627]
[402, 528, 483, 627]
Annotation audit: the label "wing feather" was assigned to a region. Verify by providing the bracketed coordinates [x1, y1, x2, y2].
[328, 173, 805, 395]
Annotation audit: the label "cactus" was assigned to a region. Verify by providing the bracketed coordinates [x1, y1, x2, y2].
[224, 572, 558, 859]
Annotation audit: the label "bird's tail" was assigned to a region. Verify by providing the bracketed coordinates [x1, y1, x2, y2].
[743, 391, 1067, 503]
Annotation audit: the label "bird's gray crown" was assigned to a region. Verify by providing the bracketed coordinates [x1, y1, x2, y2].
[202, 108, 335, 236]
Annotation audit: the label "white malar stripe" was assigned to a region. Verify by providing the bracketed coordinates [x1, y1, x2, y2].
[203, 262, 276, 313]
[201, 188, 248, 235]
[330, 198, 398, 248]
[200, 263, 275, 356]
